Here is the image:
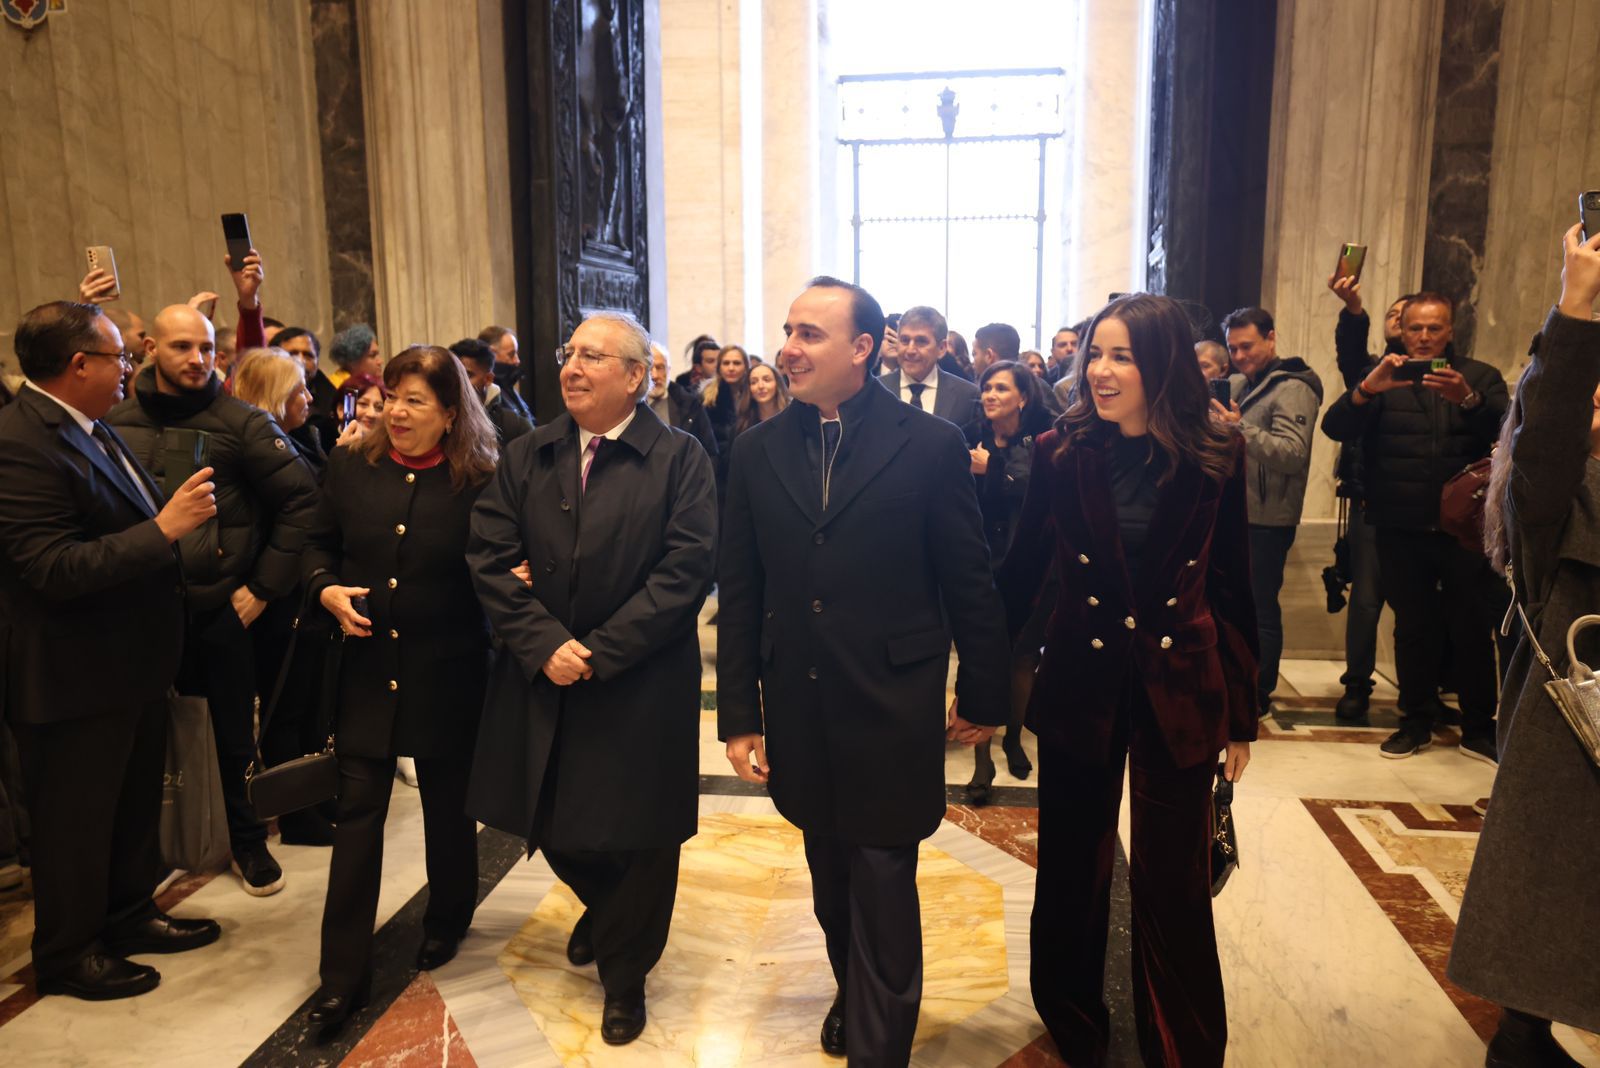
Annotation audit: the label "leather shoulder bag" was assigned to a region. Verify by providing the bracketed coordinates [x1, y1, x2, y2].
[246, 576, 342, 820]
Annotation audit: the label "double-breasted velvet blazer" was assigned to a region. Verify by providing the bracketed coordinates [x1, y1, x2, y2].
[466, 406, 717, 852]
[303, 447, 492, 760]
[716, 378, 1011, 846]
[997, 428, 1259, 768]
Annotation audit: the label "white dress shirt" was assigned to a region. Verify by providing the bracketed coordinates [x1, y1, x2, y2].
[25, 379, 158, 512]
[578, 407, 638, 481]
[899, 368, 939, 410]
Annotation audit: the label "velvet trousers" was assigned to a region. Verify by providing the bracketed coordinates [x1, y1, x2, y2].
[1032, 688, 1225, 1068]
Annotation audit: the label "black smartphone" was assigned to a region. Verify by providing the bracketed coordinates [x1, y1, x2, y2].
[1208, 379, 1232, 405]
[1582, 190, 1600, 243]
[350, 595, 369, 618]
[1393, 358, 1447, 384]
[161, 427, 210, 498]
[341, 394, 356, 425]
[221, 212, 253, 270]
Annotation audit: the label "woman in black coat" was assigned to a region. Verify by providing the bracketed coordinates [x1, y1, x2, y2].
[302, 345, 499, 1037]
[964, 361, 1055, 802]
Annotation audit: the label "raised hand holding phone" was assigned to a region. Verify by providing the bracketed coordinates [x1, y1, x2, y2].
[1560, 221, 1600, 320]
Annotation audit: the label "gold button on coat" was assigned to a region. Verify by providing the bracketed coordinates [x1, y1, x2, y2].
[388, 679, 398, 691]
[1078, 553, 1090, 564]
[1166, 597, 1178, 606]
[1186, 559, 1198, 567]
[1087, 596, 1100, 607]
[395, 524, 406, 535]
[1160, 636, 1174, 649]
[387, 578, 398, 589]
[389, 629, 399, 639]
[1124, 616, 1136, 629]
[1090, 638, 1104, 649]
[405, 473, 416, 483]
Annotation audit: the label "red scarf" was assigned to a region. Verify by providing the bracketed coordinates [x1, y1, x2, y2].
[388, 445, 446, 470]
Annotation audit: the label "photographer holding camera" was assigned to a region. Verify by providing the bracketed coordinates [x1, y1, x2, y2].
[1321, 293, 1507, 760]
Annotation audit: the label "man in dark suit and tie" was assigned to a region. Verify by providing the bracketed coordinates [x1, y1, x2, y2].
[0, 301, 222, 1000]
[718, 277, 1010, 1064]
[877, 305, 982, 433]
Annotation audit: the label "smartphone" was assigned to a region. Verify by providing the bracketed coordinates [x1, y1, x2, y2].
[161, 428, 210, 498]
[1582, 191, 1600, 243]
[341, 393, 356, 425]
[350, 595, 369, 618]
[221, 212, 253, 270]
[1393, 359, 1433, 384]
[1209, 378, 1233, 405]
[86, 245, 121, 299]
[1334, 242, 1367, 284]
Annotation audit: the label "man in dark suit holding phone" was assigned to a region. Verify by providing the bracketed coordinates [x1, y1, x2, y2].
[0, 302, 222, 1000]
[718, 277, 1010, 1064]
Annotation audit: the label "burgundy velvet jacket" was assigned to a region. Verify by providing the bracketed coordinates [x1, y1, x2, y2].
[998, 428, 1259, 768]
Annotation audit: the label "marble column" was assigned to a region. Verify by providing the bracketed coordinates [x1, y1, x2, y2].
[759, 0, 819, 357]
[355, 0, 516, 355]
[1472, 0, 1600, 374]
[309, 0, 376, 335]
[1418, 0, 1506, 355]
[1065, 0, 1148, 322]
[659, 0, 747, 365]
[1259, 0, 1445, 520]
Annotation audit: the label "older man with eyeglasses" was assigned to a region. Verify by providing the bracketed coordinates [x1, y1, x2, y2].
[466, 311, 717, 1046]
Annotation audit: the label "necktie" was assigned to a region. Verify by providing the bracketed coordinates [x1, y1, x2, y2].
[908, 382, 926, 410]
[92, 421, 157, 513]
[580, 437, 601, 493]
[821, 420, 842, 508]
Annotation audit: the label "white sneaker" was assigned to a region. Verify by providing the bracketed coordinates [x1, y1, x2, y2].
[396, 756, 419, 788]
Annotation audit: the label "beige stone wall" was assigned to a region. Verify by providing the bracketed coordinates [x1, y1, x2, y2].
[357, 0, 515, 355]
[0, 0, 332, 370]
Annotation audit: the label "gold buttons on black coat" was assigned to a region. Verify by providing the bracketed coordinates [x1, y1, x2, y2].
[1166, 597, 1178, 607]
[1078, 553, 1090, 564]
[405, 473, 416, 484]
[395, 523, 406, 535]
[1124, 616, 1136, 629]
[388, 578, 398, 589]
[1090, 638, 1104, 649]
[1087, 596, 1100, 607]
[389, 629, 399, 639]
[1160, 636, 1174, 649]
[388, 679, 398, 691]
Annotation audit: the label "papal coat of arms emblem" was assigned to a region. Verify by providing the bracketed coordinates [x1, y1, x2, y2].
[2, 0, 66, 31]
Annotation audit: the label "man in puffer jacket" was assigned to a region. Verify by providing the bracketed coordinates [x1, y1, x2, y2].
[106, 304, 319, 896]
[1321, 292, 1508, 761]
[1213, 307, 1324, 719]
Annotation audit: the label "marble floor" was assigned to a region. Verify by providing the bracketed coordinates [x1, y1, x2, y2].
[2, 633, 1597, 1066]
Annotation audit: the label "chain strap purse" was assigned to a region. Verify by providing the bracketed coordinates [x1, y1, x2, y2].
[245, 575, 342, 819]
[1514, 602, 1600, 768]
[1210, 763, 1239, 896]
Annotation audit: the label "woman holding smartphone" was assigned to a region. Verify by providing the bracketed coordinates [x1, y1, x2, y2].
[301, 346, 498, 1037]
[998, 294, 1258, 1067]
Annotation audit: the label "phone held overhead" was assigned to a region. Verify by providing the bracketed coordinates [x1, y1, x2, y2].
[221, 212, 253, 269]
[86, 245, 120, 300]
[1334, 242, 1367, 283]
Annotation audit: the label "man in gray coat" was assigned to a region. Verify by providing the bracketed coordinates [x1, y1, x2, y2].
[467, 311, 716, 1047]
[1212, 307, 1323, 716]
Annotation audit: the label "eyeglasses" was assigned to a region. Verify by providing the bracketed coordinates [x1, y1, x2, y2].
[81, 350, 134, 369]
[554, 345, 630, 369]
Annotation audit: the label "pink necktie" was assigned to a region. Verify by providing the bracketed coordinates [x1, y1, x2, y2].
[581, 437, 600, 492]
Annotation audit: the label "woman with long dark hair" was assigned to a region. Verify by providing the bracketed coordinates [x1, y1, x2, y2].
[1449, 224, 1600, 1066]
[998, 294, 1257, 1067]
[964, 361, 1054, 802]
[734, 361, 790, 437]
[302, 345, 499, 1037]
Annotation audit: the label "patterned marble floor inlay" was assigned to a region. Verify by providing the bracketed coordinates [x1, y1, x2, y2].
[494, 812, 1010, 1066]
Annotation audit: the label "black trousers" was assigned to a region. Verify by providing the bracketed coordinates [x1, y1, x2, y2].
[181, 605, 266, 850]
[13, 697, 166, 979]
[318, 752, 478, 994]
[1248, 523, 1297, 713]
[1032, 691, 1225, 1068]
[804, 831, 923, 1068]
[1374, 526, 1497, 737]
[543, 845, 680, 998]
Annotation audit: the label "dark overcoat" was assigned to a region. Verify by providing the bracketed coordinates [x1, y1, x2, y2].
[466, 405, 716, 852]
[716, 378, 1010, 846]
[1448, 308, 1600, 1031]
[303, 447, 491, 760]
[996, 429, 1259, 768]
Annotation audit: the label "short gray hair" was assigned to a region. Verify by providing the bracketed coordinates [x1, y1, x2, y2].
[583, 310, 652, 400]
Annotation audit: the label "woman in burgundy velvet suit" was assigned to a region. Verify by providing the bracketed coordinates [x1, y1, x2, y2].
[999, 294, 1259, 1067]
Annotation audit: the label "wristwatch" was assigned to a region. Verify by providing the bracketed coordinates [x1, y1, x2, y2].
[1460, 389, 1482, 410]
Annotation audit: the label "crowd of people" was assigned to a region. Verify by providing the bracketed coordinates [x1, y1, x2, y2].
[0, 222, 1597, 1068]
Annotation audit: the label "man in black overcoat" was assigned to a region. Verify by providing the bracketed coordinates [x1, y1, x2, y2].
[467, 311, 716, 1046]
[718, 277, 1011, 1065]
[0, 302, 221, 1000]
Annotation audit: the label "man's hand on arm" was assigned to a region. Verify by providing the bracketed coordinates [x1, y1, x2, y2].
[542, 637, 593, 685]
[725, 733, 769, 783]
[154, 466, 217, 542]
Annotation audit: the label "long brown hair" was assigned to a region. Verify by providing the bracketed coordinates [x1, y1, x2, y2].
[1052, 293, 1236, 484]
[735, 362, 791, 434]
[358, 345, 497, 491]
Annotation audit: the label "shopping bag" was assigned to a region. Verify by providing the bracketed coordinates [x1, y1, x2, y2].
[159, 690, 231, 872]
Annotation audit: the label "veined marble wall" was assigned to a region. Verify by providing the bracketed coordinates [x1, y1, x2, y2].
[1473, 0, 1600, 373]
[356, 0, 516, 355]
[659, 0, 747, 366]
[1260, 0, 1445, 520]
[0, 0, 333, 367]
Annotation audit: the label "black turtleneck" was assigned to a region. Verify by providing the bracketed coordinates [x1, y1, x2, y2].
[1108, 433, 1161, 583]
[134, 364, 223, 421]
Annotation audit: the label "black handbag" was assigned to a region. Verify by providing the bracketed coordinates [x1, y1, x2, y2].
[1209, 763, 1239, 897]
[246, 579, 342, 821]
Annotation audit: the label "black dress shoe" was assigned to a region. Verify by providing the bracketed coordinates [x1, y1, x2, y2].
[1485, 1008, 1584, 1068]
[1334, 688, 1370, 722]
[37, 953, 160, 1001]
[566, 912, 595, 966]
[820, 994, 846, 1056]
[308, 987, 369, 1041]
[105, 911, 221, 956]
[601, 987, 646, 1045]
[416, 934, 461, 971]
[1002, 738, 1033, 780]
